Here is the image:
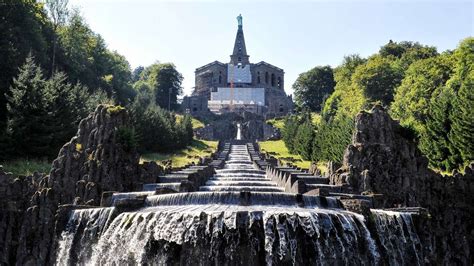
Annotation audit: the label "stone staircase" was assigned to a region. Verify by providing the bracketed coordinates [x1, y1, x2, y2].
[200, 144, 283, 192]
[103, 140, 380, 213]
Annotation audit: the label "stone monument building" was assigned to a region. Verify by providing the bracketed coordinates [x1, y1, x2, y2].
[182, 14, 293, 117]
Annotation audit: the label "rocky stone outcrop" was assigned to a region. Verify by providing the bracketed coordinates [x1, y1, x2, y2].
[331, 105, 474, 264]
[11, 105, 157, 265]
[0, 170, 43, 265]
[45, 105, 141, 205]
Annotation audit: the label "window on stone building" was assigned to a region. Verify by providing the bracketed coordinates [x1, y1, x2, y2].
[279, 104, 284, 113]
[257, 72, 261, 83]
[265, 72, 269, 83]
[219, 72, 222, 83]
[271, 73, 275, 86]
[238, 57, 241, 62]
[277, 77, 281, 88]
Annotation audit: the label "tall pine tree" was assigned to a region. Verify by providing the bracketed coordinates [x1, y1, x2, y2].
[448, 38, 474, 168]
[420, 86, 458, 172]
[7, 55, 51, 157]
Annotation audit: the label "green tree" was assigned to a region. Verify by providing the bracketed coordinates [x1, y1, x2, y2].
[448, 38, 474, 167]
[293, 66, 335, 112]
[312, 115, 353, 163]
[380, 40, 437, 60]
[6, 55, 51, 157]
[182, 115, 194, 143]
[282, 115, 300, 153]
[321, 55, 366, 121]
[294, 119, 314, 160]
[57, 11, 134, 103]
[390, 54, 454, 131]
[420, 86, 458, 171]
[352, 55, 403, 105]
[102, 51, 135, 104]
[45, 72, 101, 154]
[140, 63, 183, 110]
[132, 66, 145, 82]
[45, 0, 69, 73]
[129, 87, 191, 153]
[0, 0, 52, 130]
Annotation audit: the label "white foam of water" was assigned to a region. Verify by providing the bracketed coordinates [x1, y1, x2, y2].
[370, 209, 421, 266]
[82, 206, 380, 265]
[55, 207, 116, 265]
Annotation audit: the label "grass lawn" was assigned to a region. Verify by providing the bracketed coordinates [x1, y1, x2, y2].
[258, 139, 328, 173]
[140, 139, 218, 168]
[266, 112, 321, 131]
[266, 117, 285, 130]
[258, 140, 311, 169]
[1, 159, 51, 176]
[191, 117, 205, 129]
[175, 114, 205, 129]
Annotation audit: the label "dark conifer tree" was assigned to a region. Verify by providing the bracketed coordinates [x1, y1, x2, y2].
[420, 87, 458, 171]
[7, 55, 50, 157]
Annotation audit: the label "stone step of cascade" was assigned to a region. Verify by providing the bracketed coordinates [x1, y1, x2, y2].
[159, 175, 189, 182]
[306, 184, 344, 193]
[205, 180, 279, 186]
[297, 176, 329, 185]
[212, 173, 265, 179]
[211, 176, 267, 181]
[200, 186, 285, 192]
[199, 143, 288, 193]
[143, 183, 181, 192]
[225, 160, 253, 164]
[216, 169, 265, 174]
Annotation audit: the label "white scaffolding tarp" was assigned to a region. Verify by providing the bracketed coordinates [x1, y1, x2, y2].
[210, 87, 265, 105]
[227, 64, 252, 83]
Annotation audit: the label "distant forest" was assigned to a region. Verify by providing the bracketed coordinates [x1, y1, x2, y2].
[0, 0, 193, 160]
[285, 38, 473, 173]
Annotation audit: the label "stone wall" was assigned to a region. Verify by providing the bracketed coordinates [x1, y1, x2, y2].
[195, 111, 279, 141]
[331, 105, 474, 264]
[194, 61, 227, 98]
[251, 63, 284, 91]
[181, 95, 209, 115]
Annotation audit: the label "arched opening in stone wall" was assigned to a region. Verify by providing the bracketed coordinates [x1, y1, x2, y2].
[277, 77, 281, 89]
[265, 72, 269, 84]
[271, 73, 275, 86]
[257, 72, 260, 83]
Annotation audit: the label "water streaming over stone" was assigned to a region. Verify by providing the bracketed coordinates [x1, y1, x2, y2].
[56, 207, 117, 265]
[370, 209, 422, 265]
[55, 143, 423, 265]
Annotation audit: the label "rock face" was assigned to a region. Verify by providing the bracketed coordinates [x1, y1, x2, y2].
[331, 105, 474, 264]
[45, 105, 142, 205]
[9, 105, 159, 265]
[0, 170, 43, 265]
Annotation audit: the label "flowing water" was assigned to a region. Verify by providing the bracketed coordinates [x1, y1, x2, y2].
[370, 209, 422, 266]
[55, 144, 423, 265]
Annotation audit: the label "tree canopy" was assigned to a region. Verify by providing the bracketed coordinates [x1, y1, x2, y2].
[284, 38, 473, 173]
[0, 0, 188, 160]
[293, 66, 335, 112]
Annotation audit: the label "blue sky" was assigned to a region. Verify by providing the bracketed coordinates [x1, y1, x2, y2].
[70, 0, 473, 96]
